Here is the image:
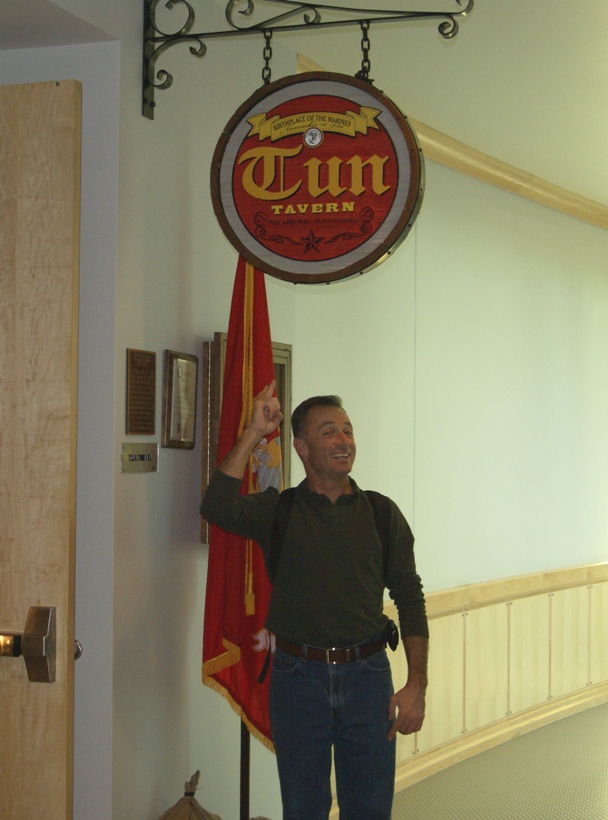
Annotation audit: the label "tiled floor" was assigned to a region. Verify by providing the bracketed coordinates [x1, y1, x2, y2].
[392, 703, 608, 819]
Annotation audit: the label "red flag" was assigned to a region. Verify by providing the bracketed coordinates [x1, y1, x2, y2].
[202, 256, 282, 750]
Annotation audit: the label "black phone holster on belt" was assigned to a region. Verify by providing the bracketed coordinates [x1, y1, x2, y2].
[385, 619, 399, 651]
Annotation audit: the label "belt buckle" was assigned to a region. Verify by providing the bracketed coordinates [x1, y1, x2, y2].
[326, 646, 352, 663]
[326, 647, 343, 664]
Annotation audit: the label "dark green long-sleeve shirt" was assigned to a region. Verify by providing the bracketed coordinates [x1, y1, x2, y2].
[201, 469, 428, 648]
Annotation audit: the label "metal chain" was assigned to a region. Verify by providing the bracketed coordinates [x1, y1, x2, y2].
[262, 30, 273, 85]
[355, 20, 372, 83]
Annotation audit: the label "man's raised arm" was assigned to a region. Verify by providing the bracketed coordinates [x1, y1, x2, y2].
[218, 381, 283, 480]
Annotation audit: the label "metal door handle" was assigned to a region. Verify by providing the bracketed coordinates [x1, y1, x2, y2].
[0, 606, 56, 683]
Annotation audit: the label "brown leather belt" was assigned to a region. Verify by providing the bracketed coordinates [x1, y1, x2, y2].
[275, 636, 386, 664]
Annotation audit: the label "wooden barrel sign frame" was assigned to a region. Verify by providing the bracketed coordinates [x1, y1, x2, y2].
[211, 72, 425, 284]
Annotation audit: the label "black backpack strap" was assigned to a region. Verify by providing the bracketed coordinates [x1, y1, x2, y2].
[364, 489, 392, 581]
[365, 490, 400, 648]
[258, 487, 296, 684]
[268, 486, 297, 583]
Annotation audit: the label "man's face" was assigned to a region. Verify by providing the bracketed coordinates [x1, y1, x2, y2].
[294, 405, 356, 479]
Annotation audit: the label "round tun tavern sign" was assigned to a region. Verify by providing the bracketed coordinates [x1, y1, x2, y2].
[211, 72, 425, 284]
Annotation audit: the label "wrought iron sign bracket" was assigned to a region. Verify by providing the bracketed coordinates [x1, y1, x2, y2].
[142, 0, 473, 119]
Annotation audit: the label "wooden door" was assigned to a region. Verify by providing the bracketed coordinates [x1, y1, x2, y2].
[0, 81, 81, 819]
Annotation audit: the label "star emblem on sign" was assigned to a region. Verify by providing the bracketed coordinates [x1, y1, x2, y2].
[300, 229, 324, 253]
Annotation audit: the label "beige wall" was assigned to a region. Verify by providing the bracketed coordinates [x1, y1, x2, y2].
[2, 1, 608, 817]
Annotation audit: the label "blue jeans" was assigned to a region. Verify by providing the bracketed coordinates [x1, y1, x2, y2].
[269, 646, 396, 820]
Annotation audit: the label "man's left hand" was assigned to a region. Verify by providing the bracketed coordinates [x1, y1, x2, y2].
[387, 683, 426, 740]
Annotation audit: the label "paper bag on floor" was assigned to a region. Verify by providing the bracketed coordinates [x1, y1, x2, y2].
[158, 771, 221, 820]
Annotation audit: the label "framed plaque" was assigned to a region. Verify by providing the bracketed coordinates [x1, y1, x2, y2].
[126, 348, 156, 435]
[211, 72, 424, 284]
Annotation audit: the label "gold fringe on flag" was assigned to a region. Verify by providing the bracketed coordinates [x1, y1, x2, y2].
[202, 665, 276, 753]
[201, 638, 240, 677]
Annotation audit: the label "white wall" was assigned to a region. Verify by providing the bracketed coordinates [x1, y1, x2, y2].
[414, 165, 608, 588]
[107, 10, 294, 817]
[290, 162, 608, 592]
[3, 1, 608, 818]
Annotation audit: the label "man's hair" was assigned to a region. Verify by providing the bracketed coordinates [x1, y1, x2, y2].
[291, 395, 344, 438]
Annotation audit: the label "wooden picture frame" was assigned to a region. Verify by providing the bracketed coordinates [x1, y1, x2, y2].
[161, 349, 198, 449]
[201, 332, 292, 543]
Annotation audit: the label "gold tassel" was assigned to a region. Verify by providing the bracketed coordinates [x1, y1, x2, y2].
[245, 539, 255, 614]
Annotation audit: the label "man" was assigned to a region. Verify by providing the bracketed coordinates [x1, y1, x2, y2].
[201, 382, 429, 820]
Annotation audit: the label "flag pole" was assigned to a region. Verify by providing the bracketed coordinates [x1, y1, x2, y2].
[240, 720, 250, 820]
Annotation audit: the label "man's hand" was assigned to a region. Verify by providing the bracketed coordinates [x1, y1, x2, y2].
[387, 633, 428, 740]
[250, 381, 283, 439]
[388, 682, 426, 740]
[217, 381, 283, 480]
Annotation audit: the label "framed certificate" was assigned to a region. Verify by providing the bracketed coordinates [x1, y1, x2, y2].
[161, 350, 198, 448]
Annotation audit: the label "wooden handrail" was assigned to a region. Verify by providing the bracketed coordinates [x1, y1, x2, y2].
[424, 561, 608, 618]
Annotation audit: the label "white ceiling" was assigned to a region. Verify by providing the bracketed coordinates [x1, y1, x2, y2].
[2, 0, 607, 209]
[0, 0, 112, 49]
[277, 0, 608, 208]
